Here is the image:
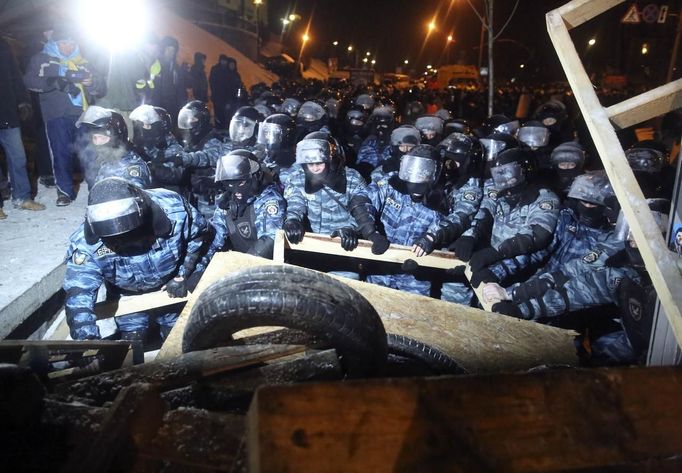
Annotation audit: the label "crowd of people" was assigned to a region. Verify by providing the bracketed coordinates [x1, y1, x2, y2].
[2, 24, 680, 368]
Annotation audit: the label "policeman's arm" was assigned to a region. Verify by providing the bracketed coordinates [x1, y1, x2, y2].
[349, 185, 381, 238]
[282, 181, 308, 223]
[254, 193, 286, 241]
[178, 205, 210, 278]
[63, 248, 103, 340]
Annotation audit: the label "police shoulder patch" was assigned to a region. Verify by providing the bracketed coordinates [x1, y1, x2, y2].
[265, 201, 279, 216]
[488, 190, 498, 200]
[128, 165, 141, 178]
[539, 201, 554, 211]
[72, 250, 86, 265]
[582, 250, 599, 264]
[463, 191, 476, 202]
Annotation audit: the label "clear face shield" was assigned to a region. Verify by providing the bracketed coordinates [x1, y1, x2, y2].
[517, 126, 550, 149]
[415, 116, 444, 138]
[295, 138, 332, 165]
[567, 172, 613, 206]
[86, 197, 144, 238]
[178, 108, 199, 130]
[391, 127, 421, 147]
[257, 122, 284, 147]
[491, 161, 524, 191]
[229, 116, 256, 143]
[494, 120, 520, 135]
[297, 103, 325, 122]
[214, 152, 260, 182]
[76, 106, 112, 129]
[398, 155, 439, 185]
[480, 138, 508, 162]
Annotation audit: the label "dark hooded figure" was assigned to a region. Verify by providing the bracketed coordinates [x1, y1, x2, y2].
[210, 55, 243, 129]
[153, 36, 188, 126]
[190, 52, 208, 103]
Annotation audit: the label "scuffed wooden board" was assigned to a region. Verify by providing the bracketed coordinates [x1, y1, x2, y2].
[247, 366, 682, 473]
[158, 252, 577, 372]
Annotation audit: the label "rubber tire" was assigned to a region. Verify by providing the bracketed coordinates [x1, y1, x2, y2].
[182, 265, 388, 376]
[386, 334, 467, 374]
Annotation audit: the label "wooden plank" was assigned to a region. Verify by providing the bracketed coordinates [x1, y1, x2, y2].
[606, 79, 682, 129]
[279, 230, 465, 270]
[57, 344, 305, 403]
[273, 228, 285, 264]
[556, 0, 624, 29]
[465, 265, 492, 312]
[547, 10, 682, 349]
[248, 367, 682, 473]
[158, 252, 577, 372]
[95, 291, 188, 319]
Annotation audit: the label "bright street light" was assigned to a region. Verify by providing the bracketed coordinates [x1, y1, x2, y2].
[253, 0, 262, 5]
[426, 64, 432, 69]
[428, 20, 436, 32]
[332, 40, 338, 46]
[588, 38, 596, 46]
[289, 13, 299, 21]
[281, 18, 290, 25]
[362, 57, 368, 63]
[447, 34, 453, 42]
[302, 33, 310, 42]
[371, 59, 376, 65]
[404, 59, 409, 65]
[641, 43, 649, 54]
[519, 63, 525, 69]
[365, 51, 371, 56]
[347, 45, 353, 52]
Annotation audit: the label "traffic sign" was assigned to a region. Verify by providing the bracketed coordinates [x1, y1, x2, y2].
[641, 4, 660, 23]
[621, 3, 641, 23]
[658, 5, 669, 23]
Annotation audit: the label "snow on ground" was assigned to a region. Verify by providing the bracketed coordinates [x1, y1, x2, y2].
[0, 183, 87, 322]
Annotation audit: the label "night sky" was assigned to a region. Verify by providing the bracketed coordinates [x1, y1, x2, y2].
[267, 0, 681, 83]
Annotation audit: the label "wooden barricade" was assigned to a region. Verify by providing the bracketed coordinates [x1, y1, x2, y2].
[546, 0, 682, 348]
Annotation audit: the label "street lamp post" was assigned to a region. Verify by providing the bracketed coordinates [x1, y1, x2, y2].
[253, 0, 262, 60]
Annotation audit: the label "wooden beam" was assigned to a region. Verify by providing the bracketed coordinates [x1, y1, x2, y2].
[248, 367, 682, 473]
[606, 79, 682, 129]
[275, 230, 465, 270]
[547, 10, 682, 349]
[555, 0, 624, 29]
[158, 252, 577, 373]
[94, 291, 188, 319]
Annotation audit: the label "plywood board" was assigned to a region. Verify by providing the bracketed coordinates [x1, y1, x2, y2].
[158, 252, 577, 373]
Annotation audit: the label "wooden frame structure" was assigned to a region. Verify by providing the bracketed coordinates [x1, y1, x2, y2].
[547, 0, 682, 348]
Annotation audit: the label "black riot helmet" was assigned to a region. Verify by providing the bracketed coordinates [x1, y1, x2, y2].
[533, 99, 567, 132]
[550, 141, 586, 192]
[345, 105, 368, 135]
[177, 100, 211, 148]
[567, 171, 615, 227]
[490, 147, 536, 193]
[257, 113, 296, 157]
[390, 125, 421, 156]
[354, 93, 375, 112]
[414, 115, 445, 145]
[479, 132, 518, 177]
[296, 131, 345, 192]
[404, 101, 426, 124]
[484, 114, 520, 136]
[76, 106, 128, 148]
[625, 141, 666, 175]
[85, 177, 150, 240]
[214, 149, 262, 202]
[369, 105, 395, 142]
[229, 106, 262, 146]
[130, 104, 169, 150]
[516, 120, 550, 150]
[295, 100, 328, 136]
[444, 118, 471, 136]
[398, 144, 442, 197]
[438, 132, 482, 181]
[281, 97, 302, 117]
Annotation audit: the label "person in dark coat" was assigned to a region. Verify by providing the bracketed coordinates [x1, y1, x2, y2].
[209, 55, 242, 129]
[190, 52, 208, 103]
[153, 36, 188, 126]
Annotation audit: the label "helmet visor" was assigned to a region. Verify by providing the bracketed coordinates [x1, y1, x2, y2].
[399, 154, 438, 184]
[567, 172, 613, 206]
[480, 138, 508, 161]
[491, 161, 524, 190]
[178, 108, 199, 130]
[517, 126, 550, 148]
[296, 138, 331, 164]
[494, 120, 520, 135]
[415, 116, 444, 134]
[297, 103, 325, 122]
[129, 105, 161, 125]
[625, 148, 664, 174]
[391, 127, 421, 146]
[86, 197, 143, 237]
[257, 122, 283, 146]
[229, 116, 256, 142]
[215, 153, 259, 182]
[76, 106, 112, 129]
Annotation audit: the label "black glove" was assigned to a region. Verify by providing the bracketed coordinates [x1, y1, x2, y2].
[166, 154, 185, 167]
[512, 277, 553, 302]
[368, 232, 390, 255]
[165, 277, 188, 298]
[450, 235, 476, 262]
[445, 265, 466, 277]
[413, 232, 438, 255]
[401, 259, 419, 274]
[331, 227, 358, 251]
[283, 219, 305, 244]
[470, 268, 498, 288]
[492, 301, 523, 318]
[469, 247, 502, 272]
